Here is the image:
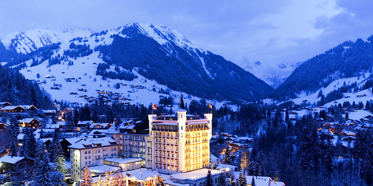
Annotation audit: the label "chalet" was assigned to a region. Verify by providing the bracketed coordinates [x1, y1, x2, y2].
[357, 94, 367, 98]
[0, 155, 34, 175]
[42, 109, 56, 116]
[18, 105, 37, 111]
[18, 118, 40, 128]
[88, 130, 107, 138]
[60, 137, 82, 158]
[0, 102, 11, 107]
[0, 106, 26, 113]
[339, 130, 356, 136]
[77, 120, 94, 130]
[90, 123, 111, 129]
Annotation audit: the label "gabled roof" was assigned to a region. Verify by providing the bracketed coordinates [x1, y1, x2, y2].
[18, 118, 38, 123]
[1, 106, 25, 111]
[18, 105, 37, 110]
[68, 137, 118, 149]
[0, 155, 28, 164]
[77, 120, 94, 125]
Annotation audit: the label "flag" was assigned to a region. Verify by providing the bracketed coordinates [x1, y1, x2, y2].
[208, 103, 212, 109]
[152, 104, 158, 110]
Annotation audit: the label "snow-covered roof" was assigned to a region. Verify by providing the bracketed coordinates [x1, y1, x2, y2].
[88, 165, 120, 174]
[88, 129, 108, 136]
[120, 124, 136, 130]
[68, 137, 118, 149]
[122, 168, 157, 181]
[63, 137, 82, 145]
[171, 169, 221, 181]
[42, 110, 56, 114]
[270, 181, 285, 186]
[234, 137, 253, 142]
[18, 105, 36, 109]
[0, 155, 27, 164]
[77, 120, 94, 125]
[57, 121, 66, 126]
[239, 175, 271, 186]
[18, 118, 38, 123]
[0, 106, 24, 110]
[90, 123, 110, 128]
[0, 102, 11, 105]
[104, 157, 142, 164]
[46, 123, 60, 129]
[163, 180, 189, 186]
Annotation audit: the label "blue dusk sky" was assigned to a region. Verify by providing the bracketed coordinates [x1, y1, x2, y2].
[0, 0, 372, 69]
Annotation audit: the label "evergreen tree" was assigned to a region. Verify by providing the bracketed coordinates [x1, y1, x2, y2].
[33, 142, 52, 185]
[50, 129, 64, 161]
[251, 176, 256, 186]
[238, 173, 243, 186]
[205, 170, 213, 186]
[9, 129, 18, 157]
[345, 112, 349, 120]
[49, 171, 65, 186]
[179, 94, 186, 109]
[55, 155, 67, 177]
[242, 174, 247, 186]
[317, 90, 323, 98]
[19, 129, 29, 157]
[81, 166, 92, 186]
[223, 145, 231, 164]
[26, 129, 37, 158]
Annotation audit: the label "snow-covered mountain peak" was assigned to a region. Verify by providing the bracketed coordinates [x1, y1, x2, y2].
[1, 28, 93, 54]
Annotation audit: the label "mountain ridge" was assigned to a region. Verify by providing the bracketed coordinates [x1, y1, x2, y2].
[0, 23, 273, 104]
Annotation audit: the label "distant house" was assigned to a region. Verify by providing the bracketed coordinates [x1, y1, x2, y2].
[18, 105, 37, 111]
[90, 123, 111, 129]
[18, 118, 40, 128]
[77, 120, 94, 130]
[43, 109, 56, 116]
[0, 102, 11, 108]
[339, 130, 356, 136]
[0, 106, 26, 113]
[356, 94, 367, 98]
[0, 155, 34, 174]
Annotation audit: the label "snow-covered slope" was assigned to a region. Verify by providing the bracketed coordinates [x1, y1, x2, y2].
[243, 61, 303, 88]
[2, 23, 273, 104]
[19, 51, 229, 109]
[1, 29, 92, 54]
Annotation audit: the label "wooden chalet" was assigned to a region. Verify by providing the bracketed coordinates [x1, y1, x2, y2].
[0, 106, 26, 113]
[18, 105, 37, 111]
[0, 102, 11, 108]
[89, 123, 111, 129]
[18, 118, 40, 128]
[0, 155, 34, 174]
[77, 120, 94, 130]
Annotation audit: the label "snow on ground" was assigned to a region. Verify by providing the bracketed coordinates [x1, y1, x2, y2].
[342, 110, 373, 120]
[19, 51, 233, 109]
[288, 74, 371, 106]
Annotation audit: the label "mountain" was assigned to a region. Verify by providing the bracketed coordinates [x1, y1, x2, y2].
[275, 36, 373, 99]
[243, 61, 304, 88]
[0, 23, 273, 104]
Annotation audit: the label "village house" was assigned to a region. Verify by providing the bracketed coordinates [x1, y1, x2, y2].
[0, 155, 34, 175]
[18, 118, 40, 128]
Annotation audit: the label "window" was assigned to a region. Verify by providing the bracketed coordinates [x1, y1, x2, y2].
[95, 150, 97, 153]
[85, 151, 87, 154]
